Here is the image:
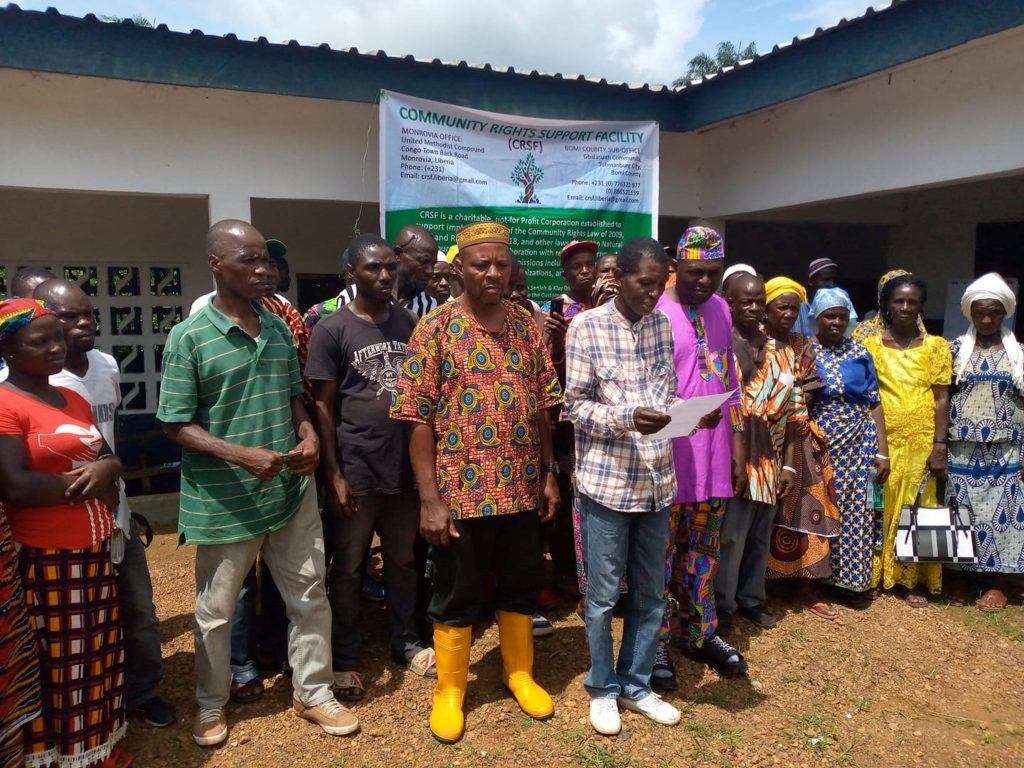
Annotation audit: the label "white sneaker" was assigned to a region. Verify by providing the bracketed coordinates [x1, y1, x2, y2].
[617, 692, 681, 726]
[589, 697, 621, 736]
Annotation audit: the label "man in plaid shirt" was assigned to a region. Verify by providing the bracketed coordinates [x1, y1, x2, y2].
[564, 237, 682, 737]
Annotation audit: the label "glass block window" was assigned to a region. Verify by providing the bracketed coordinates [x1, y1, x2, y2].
[3, 263, 183, 414]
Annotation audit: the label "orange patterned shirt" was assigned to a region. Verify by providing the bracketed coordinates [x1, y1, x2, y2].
[390, 300, 561, 519]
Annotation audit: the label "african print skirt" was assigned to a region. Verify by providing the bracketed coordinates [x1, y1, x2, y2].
[767, 424, 839, 580]
[0, 513, 41, 747]
[816, 400, 878, 592]
[949, 440, 1024, 574]
[18, 542, 126, 768]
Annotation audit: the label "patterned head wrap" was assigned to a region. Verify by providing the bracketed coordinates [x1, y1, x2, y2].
[0, 298, 56, 343]
[852, 269, 919, 342]
[677, 227, 724, 261]
[764, 277, 807, 305]
[810, 287, 856, 320]
[954, 272, 1024, 393]
[877, 269, 911, 304]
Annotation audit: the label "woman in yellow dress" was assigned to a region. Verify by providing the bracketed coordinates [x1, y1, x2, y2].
[861, 273, 951, 606]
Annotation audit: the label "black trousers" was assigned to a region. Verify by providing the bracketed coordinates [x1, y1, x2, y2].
[428, 510, 543, 627]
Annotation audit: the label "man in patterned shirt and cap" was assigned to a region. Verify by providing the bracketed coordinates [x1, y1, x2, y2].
[391, 221, 561, 743]
[654, 226, 747, 690]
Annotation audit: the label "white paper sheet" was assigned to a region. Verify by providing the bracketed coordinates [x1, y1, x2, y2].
[639, 390, 736, 441]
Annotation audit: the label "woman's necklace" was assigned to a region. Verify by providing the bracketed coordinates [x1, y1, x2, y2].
[884, 327, 920, 350]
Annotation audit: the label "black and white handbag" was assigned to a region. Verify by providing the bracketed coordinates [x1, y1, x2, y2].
[894, 473, 977, 565]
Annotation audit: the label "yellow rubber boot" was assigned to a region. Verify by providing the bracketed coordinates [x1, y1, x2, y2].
[496, 610, 554, 719]
[430, 623, 472, 743]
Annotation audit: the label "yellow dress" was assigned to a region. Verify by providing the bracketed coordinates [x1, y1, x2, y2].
[863, 334, 952, 593]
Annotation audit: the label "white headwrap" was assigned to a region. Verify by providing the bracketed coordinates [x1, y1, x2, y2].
[723, 264, 756, 283]
[955, 272, 1024, 392]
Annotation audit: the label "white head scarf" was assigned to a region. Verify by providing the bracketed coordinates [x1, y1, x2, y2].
[955, 272, 1024, 392]
[723, 264, 756, 284]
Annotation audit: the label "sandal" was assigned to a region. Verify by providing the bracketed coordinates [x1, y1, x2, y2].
[807, 600, 838, 620]
[978, 588, 1007, 612]
[333, 670, 365, 701]
[905, 591, 929, 609]
[230, 677, 264, 704]
[404, 647, 437, 678]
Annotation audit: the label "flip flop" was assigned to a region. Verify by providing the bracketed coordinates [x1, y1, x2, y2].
[978, 589, 1007, 612]
[230, 677, 264, 704]
[806, 600, 838, 620]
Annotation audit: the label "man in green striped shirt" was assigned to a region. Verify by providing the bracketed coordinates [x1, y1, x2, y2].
[158, 219, 359, 747]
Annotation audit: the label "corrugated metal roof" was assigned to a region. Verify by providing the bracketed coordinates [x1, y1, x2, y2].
[2, 1, 1020, 132]
[674, 2, 902, 89]
[4, 1, 904, 92]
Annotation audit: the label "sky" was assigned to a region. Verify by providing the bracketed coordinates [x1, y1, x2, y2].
[16, 0, 880, 84]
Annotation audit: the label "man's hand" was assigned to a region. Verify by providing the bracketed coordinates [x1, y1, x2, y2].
[697, 407, 724, 430]
[544, 313, 569, 348]
[421, 497, 459, 547]
[926, 444, 948, 480]
[633, 407, 672, 435]
[327, 474, 358, 519]
[285, 435, 319, 476]
[778, 466, 796, 500]
[65, 458, 123, 503]
[732, 459, 747, 497]
[540, 472, 560, 523]
[236, 447, 285, 480]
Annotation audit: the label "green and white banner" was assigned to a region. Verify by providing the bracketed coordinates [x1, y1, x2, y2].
[379, 90, 659, 299]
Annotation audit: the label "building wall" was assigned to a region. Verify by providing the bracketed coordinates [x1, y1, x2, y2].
[694, 25, 1024, 218]
[887, 175, 1024, 320]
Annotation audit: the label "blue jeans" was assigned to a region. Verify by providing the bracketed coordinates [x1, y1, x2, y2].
[580, 493, 669, 701]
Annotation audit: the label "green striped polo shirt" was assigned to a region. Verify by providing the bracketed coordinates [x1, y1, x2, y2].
[157, 300, 308, 545]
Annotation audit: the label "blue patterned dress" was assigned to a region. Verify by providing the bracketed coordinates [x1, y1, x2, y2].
[948, 341, 1024, 573]
[810, 338, 880, 592]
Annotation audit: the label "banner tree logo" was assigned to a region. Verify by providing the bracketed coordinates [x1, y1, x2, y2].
[511, 154, 544, 204]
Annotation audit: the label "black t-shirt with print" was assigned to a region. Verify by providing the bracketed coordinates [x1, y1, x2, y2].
[305, 303, 418, 495]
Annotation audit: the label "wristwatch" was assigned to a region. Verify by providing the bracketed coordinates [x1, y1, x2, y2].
[541, 462, 560, 476]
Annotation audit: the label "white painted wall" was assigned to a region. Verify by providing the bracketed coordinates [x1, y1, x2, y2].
[695, 25, 1024, 218]
[1, 24, 1021, 224]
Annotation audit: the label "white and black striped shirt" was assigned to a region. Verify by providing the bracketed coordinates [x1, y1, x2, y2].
[334, 286, 437, 318]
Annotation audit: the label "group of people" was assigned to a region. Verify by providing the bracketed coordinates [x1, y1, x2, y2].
[0, 218, 1021, 766]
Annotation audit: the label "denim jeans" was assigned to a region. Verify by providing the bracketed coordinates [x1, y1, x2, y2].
[580, 493, 669, 701]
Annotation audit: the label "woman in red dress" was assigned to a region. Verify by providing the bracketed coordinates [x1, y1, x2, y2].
[0, 299, 130, 768]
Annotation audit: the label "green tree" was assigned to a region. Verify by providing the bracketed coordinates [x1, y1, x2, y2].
[99, 14, 156, 27]
[674, 41, 758, 86]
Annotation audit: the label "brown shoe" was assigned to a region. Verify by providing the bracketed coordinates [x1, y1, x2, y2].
[192, 707, 228, 747]
[292, 697, 359, 736]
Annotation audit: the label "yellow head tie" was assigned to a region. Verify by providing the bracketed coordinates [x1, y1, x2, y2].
[764, 277, 808, 305]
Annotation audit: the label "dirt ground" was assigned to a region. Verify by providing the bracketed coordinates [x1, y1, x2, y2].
[123, 530, 1024, 768]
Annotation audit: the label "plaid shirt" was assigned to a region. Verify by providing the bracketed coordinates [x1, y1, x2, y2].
[564, 301, 678, 513]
